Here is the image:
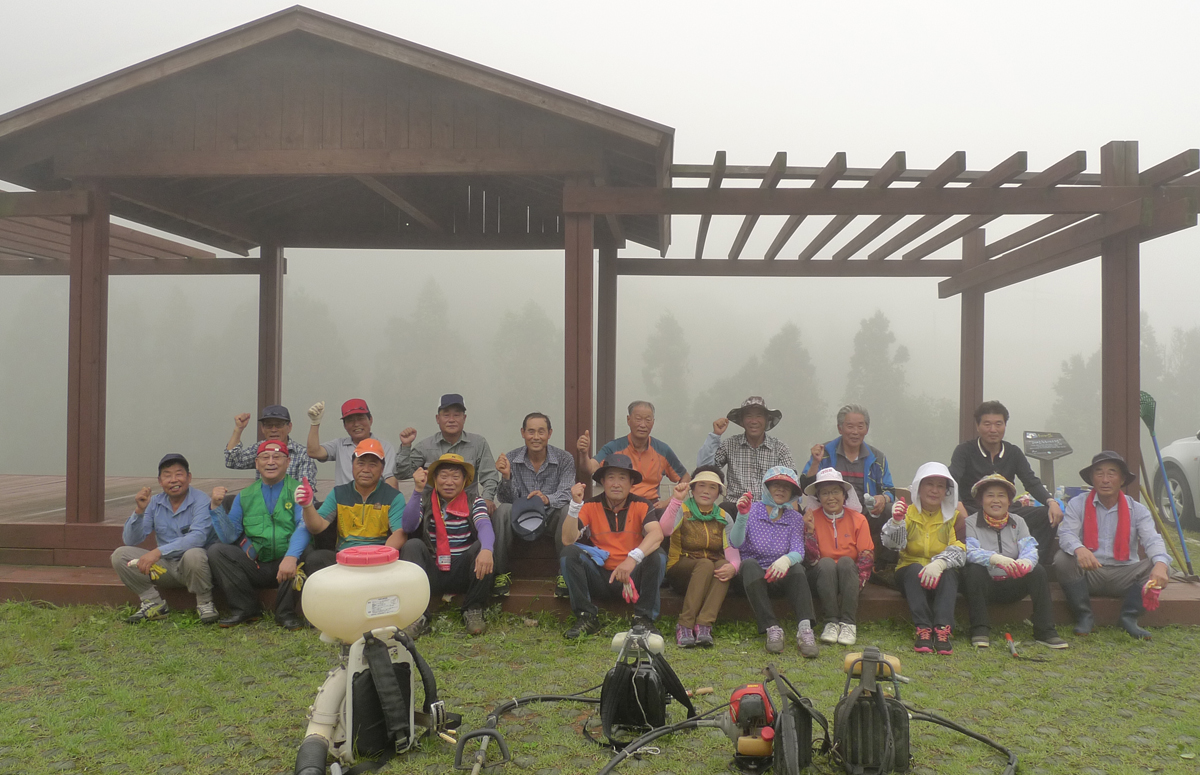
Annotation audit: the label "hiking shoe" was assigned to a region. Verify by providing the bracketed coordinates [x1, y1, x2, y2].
[196, 601, 219, 625]
[554, 575, 570, 598]
[914, 626, 933, 654]
[765, 625, 785, 654]
[694, 624, 714, 647]
[971, 635, 990, 648]
[820, 622, 841, 644]
[934, 625, 953, 655]
[631, 616, 659, 637]
[565, 613, 602, 639]
[492, 573, 512, 597]
[676, 623, 696, 648]
[797, 624, 819, 659]
[127, 599, 170, 624]
[402, 614, 428, 642]
[1036, 635, 1069, 649]
[463, 608, 486, 636]
[837, 623, 858, 646]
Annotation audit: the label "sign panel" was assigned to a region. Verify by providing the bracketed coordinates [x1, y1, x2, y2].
[1024, 431, 1072, 461]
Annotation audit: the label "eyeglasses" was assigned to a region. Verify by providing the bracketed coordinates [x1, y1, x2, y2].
[256, 453, 288, 462]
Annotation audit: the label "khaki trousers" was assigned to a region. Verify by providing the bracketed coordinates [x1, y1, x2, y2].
[110, 545, 213, 605]
[665, 556, 731, 628]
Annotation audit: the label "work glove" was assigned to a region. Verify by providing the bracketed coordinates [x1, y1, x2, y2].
[127, 558, 167, 580]
[891, 498, 908, 522]
[1143, 579, 1162, 611]
[990, 554, 1017, 572]
[736, 492, 753, 514]
[293, 562, 308, 592]
[622, 577, 639, 604]
[295, 477, 314, 507]
[307, 401, 325, 425]
[918, 559, 947, 589]
[766, 556, 792, 582]
[1011, 559, 1033, 578]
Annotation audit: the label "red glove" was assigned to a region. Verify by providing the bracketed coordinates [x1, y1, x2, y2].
[891, 498, 908, 521]
[623, 578, 639, 604]
[295, 477, 314, 507]
[1143, 580, 1162, 612]
[736, 492, 753, 514]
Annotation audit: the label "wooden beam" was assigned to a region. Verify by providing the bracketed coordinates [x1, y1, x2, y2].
[838, 150, 966, 261]
[694, 151, 726, 259]
[597, 243, 618, 446]
[959, 230, 986, 441]
[0, 190, 90, 218]
[672, 162, 1101, 186]
[106, 180, 257, 253]
[1140, 148, 1200, 185]
[0, 257, 271, 275]
[798, 152, 906, 260]
[903, 150, 1088, 261]
[985, 213, 1085, 258]
[352, 175, 445, 233]
[871, 151, 1027, 261]
[728, 151, 786, 259]
[57, 148, 604, 178]
[258, 244, 284, 419]
[614, 257, 963, 277]
[563, 180, 594, 480]
[764, 152, 846, 260]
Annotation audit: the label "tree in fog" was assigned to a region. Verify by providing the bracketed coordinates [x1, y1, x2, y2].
[481, 301, 563, 452]
[640, 313, 693, 453]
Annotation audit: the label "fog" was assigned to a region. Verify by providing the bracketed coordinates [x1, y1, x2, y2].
[3, 1, 1200, 492]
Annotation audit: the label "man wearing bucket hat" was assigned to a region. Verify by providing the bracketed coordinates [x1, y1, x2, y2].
[697, 396, 796, 515]
[560, 454, 665, 639]
[1054, 451, 1172, 640]
[224, 405, 318, 496]
[300, 438, 406, 556]
[962, 474, 1066, 649]
[400, 453, 495, 635]
[801, 468, 874, 647]
[306, 398, 398, 489]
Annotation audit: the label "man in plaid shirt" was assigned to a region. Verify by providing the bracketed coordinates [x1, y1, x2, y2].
[697, 396, 796, 512]
[224, 405, 318, 496]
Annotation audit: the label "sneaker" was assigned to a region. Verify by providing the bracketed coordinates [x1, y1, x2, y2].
[676, 623, 696, 648]
[463, 608, 486, 636]
[971, 635, 990, 649]
[196, 601, 219, 625]
[402, 614, 428, 642]
[797, 624, 819, 659]
[554, 575, 570, 599]
[765, 625, 785, 654]
[492, 573, 512, 597]
[565, 613, 602, 639]
[837, 623, 857, 646]
[127, 598, 170, 624]
[820, 622, 841, 644]
[934, 625, 953, 655]
[914, 626, 933, 654]
[694, 624, 714, 647]
[1036, 635, 1069, 649]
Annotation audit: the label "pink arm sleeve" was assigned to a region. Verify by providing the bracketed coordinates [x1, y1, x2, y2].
[658, 498, 683, 535]
[724, 544, 741, 571]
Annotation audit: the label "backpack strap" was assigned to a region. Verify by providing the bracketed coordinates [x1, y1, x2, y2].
[769, 664, 830, 755]
[343, 632, 411, 774]
[650, 652, 696, 718]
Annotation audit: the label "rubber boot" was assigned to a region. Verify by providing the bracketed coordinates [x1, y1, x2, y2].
[1118, 584, 1152, 641]
[1059, 578, 1094, 635]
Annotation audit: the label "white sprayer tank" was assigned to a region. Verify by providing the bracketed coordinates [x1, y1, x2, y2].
[303, 545, 429, 643]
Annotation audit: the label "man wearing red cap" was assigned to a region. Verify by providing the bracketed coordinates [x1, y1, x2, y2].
[306, 399, 398, 489]
[300, 438, 406, 554]
[206, 440, 333, 629]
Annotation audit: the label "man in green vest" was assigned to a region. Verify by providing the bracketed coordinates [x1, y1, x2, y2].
[207, 440, 332, 629]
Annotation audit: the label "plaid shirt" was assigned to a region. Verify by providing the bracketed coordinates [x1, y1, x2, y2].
[697, 432, 796, 500]
[496, 444, 577, 509]
[224, 438, 319, 495]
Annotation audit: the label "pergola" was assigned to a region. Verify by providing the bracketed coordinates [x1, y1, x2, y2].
[1, 7, 1196, 524]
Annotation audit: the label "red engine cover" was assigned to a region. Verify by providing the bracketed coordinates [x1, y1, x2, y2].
[729, 683, 775, 725]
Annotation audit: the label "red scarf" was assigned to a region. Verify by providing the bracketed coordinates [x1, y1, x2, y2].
[1083, 489, 1130, 561]
[430, 490, 470, 571]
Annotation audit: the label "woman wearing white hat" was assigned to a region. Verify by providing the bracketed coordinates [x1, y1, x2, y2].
[800, 468, 874, 646]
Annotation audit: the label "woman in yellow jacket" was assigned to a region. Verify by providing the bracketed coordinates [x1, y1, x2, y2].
[880, 462, 965, 655]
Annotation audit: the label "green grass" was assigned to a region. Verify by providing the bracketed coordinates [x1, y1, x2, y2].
[0, 601, 1198, 774]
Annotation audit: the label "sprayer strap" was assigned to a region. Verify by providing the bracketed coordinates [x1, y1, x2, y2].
[651, 652, 696, 718]
[769, 665, 830, 755]
[362, 632, 411, 751]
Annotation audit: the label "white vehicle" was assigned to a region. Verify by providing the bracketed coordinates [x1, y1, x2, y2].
[1153, 431, 1200, 529]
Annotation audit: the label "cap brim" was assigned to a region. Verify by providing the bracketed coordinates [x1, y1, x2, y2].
[428, 460, 475, 486]
[804, 480, 853, 498]
[727, 407, 783, 430]
[1079, 464, 1137, 488]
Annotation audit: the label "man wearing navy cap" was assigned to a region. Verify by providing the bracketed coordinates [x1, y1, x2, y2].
[224, 405, 318, 495]
[110, 454, 217, 624]
[395, 393, 500, 515]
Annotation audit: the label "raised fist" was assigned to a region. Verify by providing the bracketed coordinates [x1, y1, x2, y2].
[399, 427, 417, 447]
[233, 413, 252, 431]
[294, 477, 314, 507]
[134, 487, 152, 514]
[713, 418, 729, 435]
[891, 498, 908, 521]
[576, 430, 591, 455]
[412, 467, 428, 493]
[672, 480, 691, 502]
[307, 401, 325, 425]
[809, 443, 825, 463]
[736, 492, 753, 514]
[210, 486, 228, 509]
[570, 482, 587, 504]
[496, 453, 511, 478]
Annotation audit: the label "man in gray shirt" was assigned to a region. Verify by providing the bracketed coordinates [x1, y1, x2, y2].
[306, 398, 398, 489]
[395, 393, 500, 512]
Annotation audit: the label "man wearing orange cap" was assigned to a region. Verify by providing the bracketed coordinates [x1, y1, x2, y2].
[306, 398, 398, 489]
[206, 440, 333, 630]
[300, 438, 406, 555]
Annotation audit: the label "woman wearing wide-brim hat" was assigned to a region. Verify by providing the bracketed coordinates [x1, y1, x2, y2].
[800, 468, 874, 647]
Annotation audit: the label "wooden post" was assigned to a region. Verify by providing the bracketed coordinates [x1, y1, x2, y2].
[257, 243, 284, 429]
[596, 242, 618, 446]
[958, 229, 986, 441]
[1100, 141, 1142, 495]
[66, 182, 110, 524]
[563, 180, 594, 478]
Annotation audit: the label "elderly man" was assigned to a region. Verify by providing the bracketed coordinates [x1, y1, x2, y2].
[494, 412, 577, 598]
[560, 454, 665, 639]
[306, 398, 398, 489]
[698, 396, 796, 512]
[400, 453, 495, 636]
[207, 440, 333, 630]
[110, 454, 217, 624]
[577, 400, 687, 510]
[301, 439, 406, 554]
[223, 405, 318, 496]
[395, 393, 500, 512]
[1054, 451, 1172, 641]
[950, 401, 1063, 565]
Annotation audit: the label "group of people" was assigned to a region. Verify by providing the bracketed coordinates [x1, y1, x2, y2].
[110, 394, 1173, 656]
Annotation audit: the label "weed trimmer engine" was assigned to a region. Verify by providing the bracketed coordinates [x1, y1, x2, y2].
[711, 665, 828, 775]
[721, 683, 776, 767]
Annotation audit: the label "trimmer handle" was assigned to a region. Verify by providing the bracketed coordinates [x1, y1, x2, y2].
[453, 728, 511, 772]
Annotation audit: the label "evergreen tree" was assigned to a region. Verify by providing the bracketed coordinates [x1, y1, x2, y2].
[640, 313, 693, 453]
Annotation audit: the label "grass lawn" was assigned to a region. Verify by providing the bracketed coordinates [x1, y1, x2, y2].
[1, 601, 1198, 775]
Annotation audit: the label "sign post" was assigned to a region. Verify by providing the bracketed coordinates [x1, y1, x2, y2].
[1023, 431, 1073, 495]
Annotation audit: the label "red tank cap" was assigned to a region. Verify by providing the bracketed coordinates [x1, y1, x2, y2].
[337, 545, 399, 566]
[761, 726, 775, 741]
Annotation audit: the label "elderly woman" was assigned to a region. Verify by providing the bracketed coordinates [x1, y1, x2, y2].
[801, 468, 874, 647]
[659, 465, 740, 648]
[881, 462, 965, 655]
[728, 466, 819, 657]
[963, 474, 1067, 650]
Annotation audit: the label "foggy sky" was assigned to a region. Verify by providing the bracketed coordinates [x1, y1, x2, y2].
[3, 1, 1200, 483]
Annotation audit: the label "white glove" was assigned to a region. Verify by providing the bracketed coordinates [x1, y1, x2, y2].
[891, 498, 908, 521]
[989, 554, 1017, 570]
[918, 559, 947, 589]
[767, 556, 792, 581]
[307, 401, 325, 425]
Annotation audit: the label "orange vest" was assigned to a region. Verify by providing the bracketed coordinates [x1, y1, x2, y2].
[578, 495, 654, 570]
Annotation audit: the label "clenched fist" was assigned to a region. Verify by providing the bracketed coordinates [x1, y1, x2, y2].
[210, 487, 228, 509]
[713, 418, 729, 435]
[399, 427, 417, 447]
[736, 492, 753, 514]
[233, 413, 252, 431]
[412, 467, 428, 493]
[810, 444, 825, 464]
[496, 453, 511, 479]
[134, 487, 152, 515]
[307, 401, 325, 425]
[295, 477, 314, 507]
[570, 482, 587, 504]
[672, 480, 691, 502]
[891, 498, 908, 521]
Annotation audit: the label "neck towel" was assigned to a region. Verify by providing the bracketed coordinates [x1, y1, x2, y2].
[430, 490, 470, 571]
[1083, 489, 1130, 561]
